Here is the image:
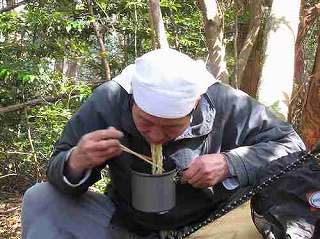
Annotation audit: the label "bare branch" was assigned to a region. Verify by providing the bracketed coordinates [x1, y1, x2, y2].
[86, 0, 111, 81]
[0, 95, 67, 114]
[0, 206, 20, 214]
[0, 174, 17, 180]
[4, 151, 33, 155]
[27, 125, 40, 181]
[0, 81, 104, 114]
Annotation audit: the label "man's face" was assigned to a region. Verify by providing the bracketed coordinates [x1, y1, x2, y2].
[132, 103, 191, 145]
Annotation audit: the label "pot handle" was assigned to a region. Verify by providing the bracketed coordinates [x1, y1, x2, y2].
[173, 169, 187, 184]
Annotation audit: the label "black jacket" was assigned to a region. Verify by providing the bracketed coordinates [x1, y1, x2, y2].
[47, 81, 305, 231]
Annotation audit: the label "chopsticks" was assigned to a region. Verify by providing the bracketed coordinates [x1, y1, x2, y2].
[120, 144, 164, 172]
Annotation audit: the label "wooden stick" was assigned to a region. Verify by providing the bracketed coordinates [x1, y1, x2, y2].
[0, 174, 17, 180]
[0, 206, 20, 215]
[120, 144, 163, 172]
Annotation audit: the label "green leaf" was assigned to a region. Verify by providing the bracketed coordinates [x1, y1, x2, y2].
[17, 72, 37, 83]
[66, 24, 72, 33]
[0, 68, 9, 79]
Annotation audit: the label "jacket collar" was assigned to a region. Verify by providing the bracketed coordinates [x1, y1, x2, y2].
[120, 94, 142, 138]
[176, 94, 215, 140]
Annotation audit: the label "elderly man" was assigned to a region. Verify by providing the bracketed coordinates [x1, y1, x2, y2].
[22, 49, 305, 239]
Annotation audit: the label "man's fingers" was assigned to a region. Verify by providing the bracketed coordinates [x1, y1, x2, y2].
[182, 161, 199, 181]
[106, 148, 123, 158]
[192, 181, 206, 188]
[88, 127, 124, 141]
[92, 147, 122, 157]
[91, 139, 121, 151]
[187, 170, 203, 185]
[91, 147, 122, 161]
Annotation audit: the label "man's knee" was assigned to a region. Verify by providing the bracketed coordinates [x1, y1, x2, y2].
[23, 182, 58, 210]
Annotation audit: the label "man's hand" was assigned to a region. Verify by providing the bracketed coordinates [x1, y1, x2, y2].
[182, 154, 229, 188]
[67, 127, 123, 176]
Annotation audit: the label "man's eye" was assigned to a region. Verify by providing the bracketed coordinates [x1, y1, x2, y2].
[164, 125, 180, 131]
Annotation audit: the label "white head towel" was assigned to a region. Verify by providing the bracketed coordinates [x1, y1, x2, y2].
[114, 48, 217, 118]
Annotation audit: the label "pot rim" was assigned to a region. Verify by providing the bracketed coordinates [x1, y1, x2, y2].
[131, 167, 177, 178]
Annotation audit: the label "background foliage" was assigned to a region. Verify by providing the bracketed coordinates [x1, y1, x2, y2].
[0, 0, 319, 191]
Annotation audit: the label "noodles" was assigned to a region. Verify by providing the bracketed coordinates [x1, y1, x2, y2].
[151, 144, 163, 174]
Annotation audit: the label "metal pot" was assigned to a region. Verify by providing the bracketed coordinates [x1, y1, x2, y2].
[131, 167, 178, 213]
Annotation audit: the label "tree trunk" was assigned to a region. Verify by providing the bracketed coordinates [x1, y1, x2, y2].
[235, 0, 263, 87]
[288, 2, 320, 124]
[293, 0, 306, 86]
[54, 60, 64, 74]
[134, 5, 138, 57]
[169, 7, 179, 50]
[257, 0, 300, 120]
[148, 0, 169, 49]
[196, 0, 228, 82]
[0, 0, 33, 14]
[240, 24, 265, 98]
[66, 60, 78, 82]
[7, 0, 15, 6]
[86, 0, 111, 81]
[148, 7, 157, 50]
[301, 32, 320, 149]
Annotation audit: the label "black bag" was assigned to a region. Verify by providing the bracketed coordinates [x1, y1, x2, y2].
[251, 143, 320, 239]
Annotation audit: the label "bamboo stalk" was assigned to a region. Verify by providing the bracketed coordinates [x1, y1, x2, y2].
[120, 144, 163, 172]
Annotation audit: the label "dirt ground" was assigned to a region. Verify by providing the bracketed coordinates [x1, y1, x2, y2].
[0, 192, 22, 239]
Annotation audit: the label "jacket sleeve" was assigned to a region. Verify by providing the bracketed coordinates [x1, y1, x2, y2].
[210, 84, 306, 187]
[46, 82, 123, 196]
